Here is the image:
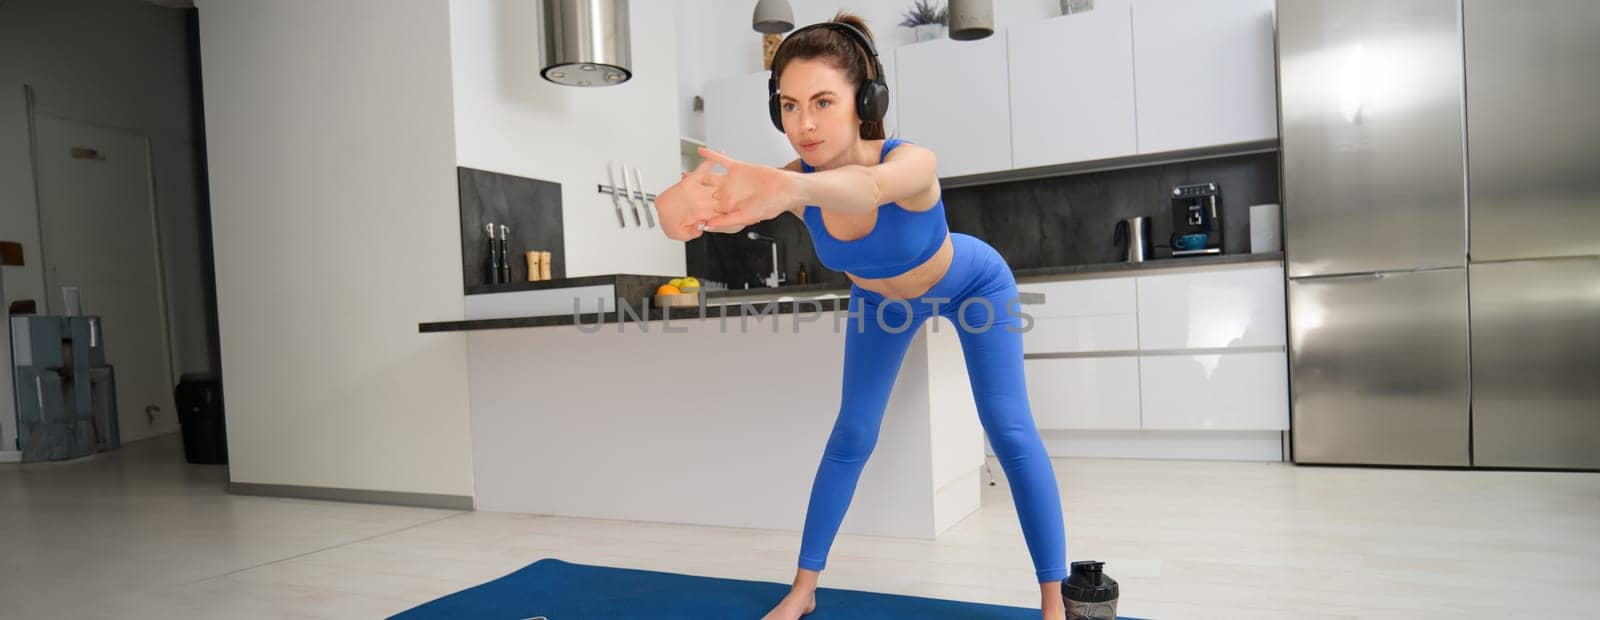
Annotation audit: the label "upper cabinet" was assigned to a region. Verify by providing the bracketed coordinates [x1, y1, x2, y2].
[1132, 0, 1279, 153]
[894, 32, 1013, 177]
[1008, 0, 1138, 168]
[702, 72, 797, 168]
[700, 0, 1280, 179]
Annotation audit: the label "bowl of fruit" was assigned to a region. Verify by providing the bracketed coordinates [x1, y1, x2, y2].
[654, 277, 702, 308]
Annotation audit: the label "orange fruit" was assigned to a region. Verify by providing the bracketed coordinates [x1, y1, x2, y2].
[656, 284, 681, 296]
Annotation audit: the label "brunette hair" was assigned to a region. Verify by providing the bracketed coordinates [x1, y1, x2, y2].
[769, 11, 886, 140]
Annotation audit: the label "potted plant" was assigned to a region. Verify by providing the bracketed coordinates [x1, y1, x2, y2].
[899, 0, 948, 42]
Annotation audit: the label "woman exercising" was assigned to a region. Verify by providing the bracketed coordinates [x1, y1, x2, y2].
[653, 13, 1069, 620]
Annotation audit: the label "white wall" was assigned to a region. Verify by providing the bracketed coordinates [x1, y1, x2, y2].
[673, 0, 1064, 142]
[0, 0, 213, 447]
[450, 0, 686, 278]
[196, 0, 473, 497]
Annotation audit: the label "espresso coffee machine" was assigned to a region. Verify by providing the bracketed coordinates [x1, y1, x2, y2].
[1170, 182, 1223, 256]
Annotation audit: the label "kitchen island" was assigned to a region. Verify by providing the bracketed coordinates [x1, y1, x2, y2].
[419, 251, 1288, 539]
[431, 289, 1002, 540]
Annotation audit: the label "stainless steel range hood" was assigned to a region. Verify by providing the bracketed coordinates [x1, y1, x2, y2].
[541, 0, 631, 87]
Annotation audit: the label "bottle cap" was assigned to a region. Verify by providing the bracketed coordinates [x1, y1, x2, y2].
[1063, 560, 1119, 603]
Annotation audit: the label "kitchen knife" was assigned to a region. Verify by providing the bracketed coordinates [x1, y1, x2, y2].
[631, 166, 655, 228]
[621, 163, 642, 227]
[606, 162, 627, 227]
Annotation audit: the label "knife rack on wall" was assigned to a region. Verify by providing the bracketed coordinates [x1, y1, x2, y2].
[597, 162, 657, 229]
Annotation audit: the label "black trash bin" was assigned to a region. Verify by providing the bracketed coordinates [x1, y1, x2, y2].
[175, 373, 227, 464]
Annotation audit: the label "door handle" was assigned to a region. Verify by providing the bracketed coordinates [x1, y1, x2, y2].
[89, 318, 97, 347]
[36, 375, 44, 410]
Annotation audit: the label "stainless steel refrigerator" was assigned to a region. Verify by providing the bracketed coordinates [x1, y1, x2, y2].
[1278, 0, 1600, 469]
[1460, 0, 1600, 469]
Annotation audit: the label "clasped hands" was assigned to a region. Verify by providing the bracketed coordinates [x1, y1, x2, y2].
[655, 147, 801, 241]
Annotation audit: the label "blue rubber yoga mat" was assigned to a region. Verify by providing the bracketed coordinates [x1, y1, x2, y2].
[390, 558, 1139, 619]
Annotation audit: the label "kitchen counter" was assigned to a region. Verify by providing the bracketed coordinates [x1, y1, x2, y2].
[1013, 251, 1284, 282]
[458, 289, 989, 540]
[701, 281, 850, 299]
[466, 273, 676, 301]
[419, 252, 1283, 333]
[421, 291, 1045, 333]
[443, 253, 1292, 537]
[698, 252, 1286, 296]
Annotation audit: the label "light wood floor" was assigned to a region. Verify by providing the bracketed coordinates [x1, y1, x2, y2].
[2, 432, 1596, 619]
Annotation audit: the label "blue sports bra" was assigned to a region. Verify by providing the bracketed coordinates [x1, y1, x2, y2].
[800, 138, 949, 279]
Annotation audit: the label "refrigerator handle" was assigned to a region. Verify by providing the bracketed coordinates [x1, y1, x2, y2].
[1297, 272, 1388, 282]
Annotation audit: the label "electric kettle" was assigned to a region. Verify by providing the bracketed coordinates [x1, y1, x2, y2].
[1113, 216, 1152, 263]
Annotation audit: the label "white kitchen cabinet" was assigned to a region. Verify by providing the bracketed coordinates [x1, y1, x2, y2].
[1026, 357, 1142, 430]
[894, 33, 1012, 177]
[703, 72, 797, 167]
[1020, 276, 1139, 353]
[1138, 351, 1288, 430]
[1132, 0, 1278, 154]
[1135, 264, 1286, 350]
[1023, 314, 1138, 355]
[1021, 276, 1138, 318]
[1008, 0, 1139, 168]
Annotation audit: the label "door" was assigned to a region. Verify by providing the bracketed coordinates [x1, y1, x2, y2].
[895, 33, 1012, 177]
[32, 115, 177, 444]
[1464, 0, 1600, 262]
[1140, 352, 1288, 431]
[1469, 258, 1600, 469]
[1288, 269, 1470, 466]
[1025, 357, 1141, 431]
[1008, 0, 1137, 168]
[1278, 0, 1466, 277]
[1131, 0, 1277, 153]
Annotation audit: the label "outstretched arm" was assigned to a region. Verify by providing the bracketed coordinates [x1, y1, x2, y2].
[790, 143, 940, 215]
[697, 144, 939, 229]
[653, 158, 723, 241]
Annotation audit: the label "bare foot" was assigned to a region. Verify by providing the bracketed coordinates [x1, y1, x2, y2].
[759, 590, 816, 620]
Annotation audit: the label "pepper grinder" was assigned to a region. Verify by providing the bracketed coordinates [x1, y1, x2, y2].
[485, 222, 501, 284]
[498, 224, 511, 283]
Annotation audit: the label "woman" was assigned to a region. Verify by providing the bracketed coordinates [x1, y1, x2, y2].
[654, 13, 1069, 620]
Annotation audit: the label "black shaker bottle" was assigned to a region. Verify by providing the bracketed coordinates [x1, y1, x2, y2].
[1063, 560, 1119, 620]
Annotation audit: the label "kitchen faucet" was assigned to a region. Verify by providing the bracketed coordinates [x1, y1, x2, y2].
[746, 232, 786, 288]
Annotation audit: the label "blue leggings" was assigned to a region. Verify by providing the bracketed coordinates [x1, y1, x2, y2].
[797, 233, 1068, 583]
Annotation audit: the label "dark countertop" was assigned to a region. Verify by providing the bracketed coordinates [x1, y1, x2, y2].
[703, 281, 850, 299]
[425, 297, 846, 333]
[422, 252, 1284, 333]
[466, 273, 677, 297]
[1013, 251, 1284, 282]
[422, 292, 1046, 333]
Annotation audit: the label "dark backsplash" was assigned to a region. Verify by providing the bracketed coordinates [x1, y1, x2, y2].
[458, 166, 566, 290]
[686, 152, 1280, 288]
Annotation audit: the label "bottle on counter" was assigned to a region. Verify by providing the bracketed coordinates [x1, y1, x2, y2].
[498, 225, 512, 283]
[797, 261, 810, 285]
[485, 222, 501, 284]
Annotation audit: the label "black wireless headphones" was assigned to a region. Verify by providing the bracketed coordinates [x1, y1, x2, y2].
[767, 22, 890, 133]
